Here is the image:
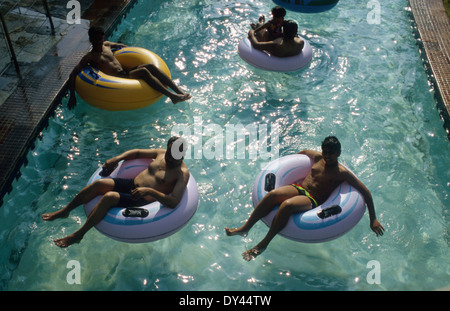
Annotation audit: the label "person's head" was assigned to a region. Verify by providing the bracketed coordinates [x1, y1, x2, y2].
[271, 6, 286, 23]
[166, 136, 187, 167]
[88, 26, 105, 47]
[283, 20, 298, 40]
[321, 136, 341, 165]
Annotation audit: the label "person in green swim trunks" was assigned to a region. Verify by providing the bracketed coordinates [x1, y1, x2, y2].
[225, 136, 384, 261]
[290, 184, 318, 208]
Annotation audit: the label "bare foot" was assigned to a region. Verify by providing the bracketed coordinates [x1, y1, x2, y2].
[225, 227, 248, 237]
[242, 246, 266, 261]
[171, 93, 192, 104]
[54, 234, 82, 248]
[41, 209, 69, 221]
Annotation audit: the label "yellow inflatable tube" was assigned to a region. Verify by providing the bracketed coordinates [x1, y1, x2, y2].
[75, 47, 171, 111]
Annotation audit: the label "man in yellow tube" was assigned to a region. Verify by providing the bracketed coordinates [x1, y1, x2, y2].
[67, 26, 191, 109]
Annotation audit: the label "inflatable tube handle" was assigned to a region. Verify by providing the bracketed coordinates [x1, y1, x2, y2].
[99, 162, 118, 177]
[264, 173, 276, 192]
[317, 205, 342, 219]
[84, 67, 100, 80]
[122, 207, 150, 218]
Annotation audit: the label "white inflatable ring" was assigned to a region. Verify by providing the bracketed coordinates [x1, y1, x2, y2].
[84, 158, 199, 243]
[252, 154, 366, 243]
[238, 37, 312, 72]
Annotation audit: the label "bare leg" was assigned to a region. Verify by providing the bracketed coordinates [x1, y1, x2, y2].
[42, 179, 115, 221]
[140, 64, 189, 96]
[225, 185, 298, 237]
[53, 191, 120, 248]
[129, 65, 191, 104]
[242, 195, 313, 261]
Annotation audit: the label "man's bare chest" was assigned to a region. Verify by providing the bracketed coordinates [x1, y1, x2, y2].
[309, 164, 342, 187]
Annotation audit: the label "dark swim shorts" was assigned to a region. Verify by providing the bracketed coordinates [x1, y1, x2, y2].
[291, 184, 318, 208]
[112, 178, 148, 207]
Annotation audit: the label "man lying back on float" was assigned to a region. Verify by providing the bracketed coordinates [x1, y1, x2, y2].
[226, 136, 384, 261]
[67, 26, 191, 109]
[42, 136, 189, 248]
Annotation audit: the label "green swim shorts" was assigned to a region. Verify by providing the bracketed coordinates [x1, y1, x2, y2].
[291, 184, 318, 208]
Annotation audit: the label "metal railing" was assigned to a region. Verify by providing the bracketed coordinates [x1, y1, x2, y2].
[0, 0, 55, 78]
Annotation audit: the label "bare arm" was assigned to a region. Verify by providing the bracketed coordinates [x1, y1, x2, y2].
[131, 168, 190, 208]
[102, 149, 161, 171]
[104, 40, 127, 50]
[248, 29, 277, 52]
[253, 22, 269, 34]
[343, 169, 385, 236]
[298, 150, 322, 162]
[67, 54, 92, 109]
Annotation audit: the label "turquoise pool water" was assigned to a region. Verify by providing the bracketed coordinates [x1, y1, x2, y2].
[1, 0, 449, 291]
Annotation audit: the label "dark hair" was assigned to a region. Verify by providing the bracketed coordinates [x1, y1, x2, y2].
[168, 136, 187, 160]
[272, 6, 286, 18]
[283, 20, 298, 40]
[321, 136, 341, 154]
[88, 26, 104, 39]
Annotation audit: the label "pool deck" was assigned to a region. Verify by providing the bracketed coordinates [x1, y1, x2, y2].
[410, 0, 450, 137]
[0, 0, 449, 204]
[0, 0, 137, 204]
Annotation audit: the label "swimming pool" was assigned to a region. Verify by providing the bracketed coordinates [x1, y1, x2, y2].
[0, 0, 449, 291]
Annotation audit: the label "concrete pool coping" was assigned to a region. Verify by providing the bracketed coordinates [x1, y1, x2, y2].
[0, 0, 449, 204]
[0, 0, 137, 204]
[410, 0, 450, 139]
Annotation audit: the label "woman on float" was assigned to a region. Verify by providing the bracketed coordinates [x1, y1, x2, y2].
[247, 20, 304, 57]
[67, 26, 191, 109]
[42, 136, 190, 248]
[226, 136, 385, 261]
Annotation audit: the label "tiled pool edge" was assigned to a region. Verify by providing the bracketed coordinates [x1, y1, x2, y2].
[0, 0, 137, 205]
[409, 0, 450, 139]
